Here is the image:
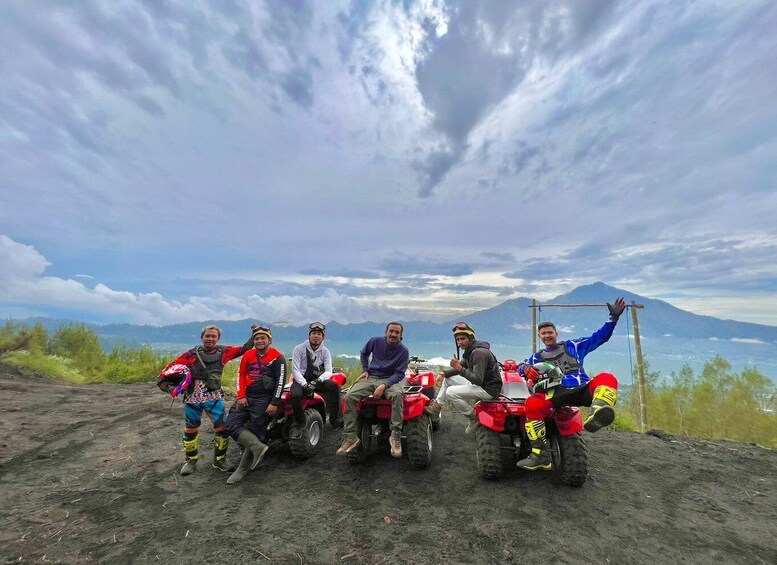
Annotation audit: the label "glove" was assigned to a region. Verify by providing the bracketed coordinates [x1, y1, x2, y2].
[522, 365, 540, 384]
[607, 297, 626, 320]
[304, 383, 317, 396]
[533, 378, 552, 392]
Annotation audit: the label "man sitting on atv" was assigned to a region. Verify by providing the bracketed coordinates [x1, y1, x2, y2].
[427, 322, 502, 434]
[224, 326, 285, 484]
[290, 322, 342, 433]
[336, 322, 409, 458]
[516, 297, 626, 471]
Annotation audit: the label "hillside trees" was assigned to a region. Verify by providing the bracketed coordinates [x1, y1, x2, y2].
[632, 355, 776, 447]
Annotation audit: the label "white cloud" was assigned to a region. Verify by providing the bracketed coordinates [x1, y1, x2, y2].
[731, 338, 769, 346]
[1, 1, 776, 326]
[0, 235, 407, 325]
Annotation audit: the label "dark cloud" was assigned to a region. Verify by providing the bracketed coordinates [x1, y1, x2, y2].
[298, 269, 383, 280]
[416, 18, 522, 143]
[334, 2, 374, 63]
[378, 253, 475, 277]
[436, 283, 518, 295]
[480, 252, 516, 263]
[222, 26, 270, 78]
[134, 94, 165, 116]
[505, 235, 777, 295]
[412, 146, 460, 198]
[281, 69, 314, 108]
[410, 1, 618, 196]
[218, 2, 319, 108]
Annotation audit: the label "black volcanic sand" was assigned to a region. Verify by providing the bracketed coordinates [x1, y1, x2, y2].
[1, 363, 776, 564]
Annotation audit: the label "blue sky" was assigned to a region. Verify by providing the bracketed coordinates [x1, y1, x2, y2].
[1, 0, 776, 326]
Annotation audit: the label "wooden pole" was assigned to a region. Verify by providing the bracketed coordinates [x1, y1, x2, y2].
[531, 299, 537, 352]
[630, 301, 647, 432]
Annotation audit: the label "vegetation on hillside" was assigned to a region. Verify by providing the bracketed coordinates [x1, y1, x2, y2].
[0, 321, 167, 384]
[1, 321, 774, 446]
[617, 357, 776, 447]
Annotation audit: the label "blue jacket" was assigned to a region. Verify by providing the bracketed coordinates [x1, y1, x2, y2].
[360, 336, 410, 388]
[524, 317, 619, 387]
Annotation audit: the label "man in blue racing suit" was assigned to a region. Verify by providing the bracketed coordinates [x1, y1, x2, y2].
[516, 297, 626, 471]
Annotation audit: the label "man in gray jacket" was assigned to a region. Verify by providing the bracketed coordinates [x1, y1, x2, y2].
[428, 322, 502, 434]
[290, 322, 342, 435]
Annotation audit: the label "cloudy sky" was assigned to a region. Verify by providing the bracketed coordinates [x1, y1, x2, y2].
[1, 0, 776, 327]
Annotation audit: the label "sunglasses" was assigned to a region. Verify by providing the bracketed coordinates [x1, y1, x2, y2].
[255, 324, 271, 332]
[452, 322, 474, 333]
[309, 322, 326, 331]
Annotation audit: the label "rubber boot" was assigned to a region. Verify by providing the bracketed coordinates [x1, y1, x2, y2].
[226, 448, 252, 485]
[516, 420, 551, 471]
[180, 433, 199, 475]
[212, 435, 235, 472]
[238, 429, 269, 470]
[584, 385, 618, 433]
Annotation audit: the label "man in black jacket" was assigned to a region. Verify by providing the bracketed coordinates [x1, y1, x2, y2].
[435, 322, 502, 434]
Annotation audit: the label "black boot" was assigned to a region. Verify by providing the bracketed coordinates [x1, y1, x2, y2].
[516, 446, 552, 471]
[212, 435, 235, 472]
[290, 418, 305, 440]
[517, 420, 551, 471]
[584, 385, 618, 432]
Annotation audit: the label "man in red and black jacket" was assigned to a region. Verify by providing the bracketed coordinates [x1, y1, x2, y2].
[157, 324, 254, 476]
[224, 325, 286, 484]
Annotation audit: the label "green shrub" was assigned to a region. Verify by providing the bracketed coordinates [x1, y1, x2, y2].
[51, 324, 106, 376]
[609, 409, 639, 432]
[3, 350, 86, 384]
[103, 346, 168, 384]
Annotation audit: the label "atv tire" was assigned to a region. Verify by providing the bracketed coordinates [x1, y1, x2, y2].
[475, 426, 503, 480]
[288, 408, 323, 459]
[550, 431, 588, 487]
[404, 415, 433, 468]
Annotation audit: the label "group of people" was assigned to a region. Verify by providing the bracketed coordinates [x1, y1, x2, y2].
[157, 297, 627, 482]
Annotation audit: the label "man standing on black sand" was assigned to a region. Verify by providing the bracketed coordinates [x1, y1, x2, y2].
[157, 324, 254, 476]
[336, 322, 409, 458]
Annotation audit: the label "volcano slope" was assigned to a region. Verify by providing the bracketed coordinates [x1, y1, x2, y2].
[1, 365, 775, 564]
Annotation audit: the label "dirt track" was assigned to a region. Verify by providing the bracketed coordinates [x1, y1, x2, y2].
[1, 365, 776, 564]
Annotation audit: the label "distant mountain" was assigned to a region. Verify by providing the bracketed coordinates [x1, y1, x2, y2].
[10, 282, 777, 349]
[451, 282, 777, 343]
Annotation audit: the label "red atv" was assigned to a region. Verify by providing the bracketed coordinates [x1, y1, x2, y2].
[472, 360, 588, 486]
[264, 371, 348, 459]
[405, 356, 441, 430]
[344, 383, 434, 468]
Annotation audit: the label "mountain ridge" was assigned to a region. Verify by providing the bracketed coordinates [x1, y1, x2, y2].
[10, 282, 776, 347]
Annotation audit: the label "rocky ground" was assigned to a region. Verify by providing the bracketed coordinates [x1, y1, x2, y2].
[1, 363, 776, 564]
